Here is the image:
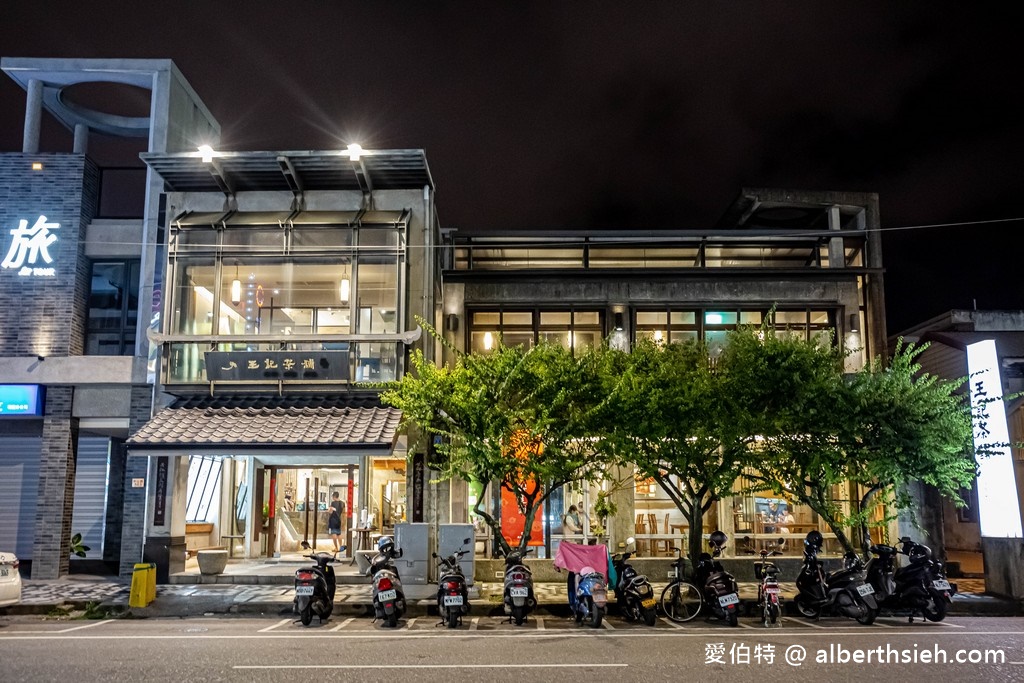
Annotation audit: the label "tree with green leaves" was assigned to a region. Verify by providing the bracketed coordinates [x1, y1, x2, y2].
[380, 325, 613, 556]
[842, 340, 978, 557]
[603, 337, 758, 563]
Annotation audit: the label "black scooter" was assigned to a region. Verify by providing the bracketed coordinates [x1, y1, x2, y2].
[794, 532, 878, 625]
[612, 537, 657, 626]
[691, 530, 741, 627]
[368, 538, 406, 627]
[294, 540, 341, 626]
[433, 537, 472, 628]
[502, 547, 536, 625]
[863, 537, 956, 623]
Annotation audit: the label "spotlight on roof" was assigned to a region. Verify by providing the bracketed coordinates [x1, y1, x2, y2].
[197, 144, 215, 163]
[346, 143, 363, 161]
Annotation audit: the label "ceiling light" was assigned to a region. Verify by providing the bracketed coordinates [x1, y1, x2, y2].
[346, 143, 363, 161]
[197, 144, 214, 163]
[230, 263, 241, 305]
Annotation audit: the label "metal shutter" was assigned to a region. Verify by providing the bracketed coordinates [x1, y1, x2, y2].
[0, 436, 42, 558]
[71, 436, 111, 560]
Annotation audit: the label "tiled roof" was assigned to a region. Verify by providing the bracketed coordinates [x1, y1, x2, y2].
[128, 395, 401, 449]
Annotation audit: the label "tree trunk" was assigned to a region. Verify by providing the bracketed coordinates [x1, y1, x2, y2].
[685, 501, 704, 565]
[858, 484, 884, 560]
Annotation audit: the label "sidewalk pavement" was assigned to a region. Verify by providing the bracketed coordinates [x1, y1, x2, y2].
[4, 576, 1020, 619]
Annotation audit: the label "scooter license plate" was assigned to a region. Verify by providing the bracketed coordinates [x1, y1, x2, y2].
[295, 585, 315, 596]
[443, 595, 463, 606]
[719, 593, 740, 607]
[765, 586, 781, 594]
[856, 583, 875, 596]
[378, 589, 397, 601]
[641, 598, 657, 609]
[933, 579, 951, 591]
[509, 587, 529, 598]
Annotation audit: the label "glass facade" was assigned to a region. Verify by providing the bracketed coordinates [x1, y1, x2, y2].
[86, 260, 140, 355]
[165, 216, 405, 384]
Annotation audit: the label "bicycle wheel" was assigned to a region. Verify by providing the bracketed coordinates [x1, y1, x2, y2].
[660, 581, 702, 623]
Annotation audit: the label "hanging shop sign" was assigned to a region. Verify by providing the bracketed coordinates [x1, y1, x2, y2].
[204, 349, 350, 381]
[1, 216, 59, 277]
[0, 384, 45, 416]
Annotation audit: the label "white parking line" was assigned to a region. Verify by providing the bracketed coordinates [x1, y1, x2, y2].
[737, 621, 755, 629]
[403, 618, 417, 630]
[329, 618, 353, 632]
[659, 618, 684, 629]
[782, 617, 827, 629]
[236, 664, 630, 670]
[601, 619, 615, 629]
[933, 621, 966, 628]
[535, 617, 545, 630]
[469, 617, 479, 631]
[258, 618, 292, 632]
[59, 620, 115, 633]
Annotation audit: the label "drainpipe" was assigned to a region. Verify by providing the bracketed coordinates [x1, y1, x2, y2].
[422, 185, 434, 363]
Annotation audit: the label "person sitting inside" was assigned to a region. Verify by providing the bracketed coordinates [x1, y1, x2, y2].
[563, 505, 583, 535]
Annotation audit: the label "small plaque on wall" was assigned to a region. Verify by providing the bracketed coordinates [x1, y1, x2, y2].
[132, 478, 145, 488]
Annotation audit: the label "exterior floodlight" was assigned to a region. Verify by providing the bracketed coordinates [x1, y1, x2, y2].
[198, 144, 214, 163]
[230, 263, 241, 305]
[346, 143, 363, 161]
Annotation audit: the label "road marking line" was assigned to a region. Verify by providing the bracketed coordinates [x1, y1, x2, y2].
[535, 617, 545, 630]
[933, 621, 965, 628]
[234, 664, 630, 669]
[469, 617, 479, 631]
[259, 618, 292, 632]
[660, 618, 684, 629]
[59, 620, 114, 633]
[329, 618, 353, 632]
[785, 618, 828, 629]
[403, 618, 417, 630]
[601, 619, 615, 629]
[738, 621, 755, 629]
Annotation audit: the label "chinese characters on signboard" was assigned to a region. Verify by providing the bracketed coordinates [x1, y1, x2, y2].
[204, 350, 349, 381]
[1, 215, 59, 277]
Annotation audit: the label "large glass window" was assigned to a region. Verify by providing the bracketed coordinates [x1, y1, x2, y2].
[469, 308, 604, 354]
[86, 260, 140, 355]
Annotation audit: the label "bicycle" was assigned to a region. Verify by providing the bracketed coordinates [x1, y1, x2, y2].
[659, 545, 703, 622]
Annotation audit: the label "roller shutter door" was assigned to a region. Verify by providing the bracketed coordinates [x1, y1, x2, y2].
[0, 436, 42, 558]
[71, 436, 111, 560]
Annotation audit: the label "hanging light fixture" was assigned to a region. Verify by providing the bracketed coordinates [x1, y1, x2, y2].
[483, 331, 494, 351]
[230, 262, 241, 305]
[339, 264, 350, 303]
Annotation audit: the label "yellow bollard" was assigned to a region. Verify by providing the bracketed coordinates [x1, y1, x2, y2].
[129, 562, 156, 608]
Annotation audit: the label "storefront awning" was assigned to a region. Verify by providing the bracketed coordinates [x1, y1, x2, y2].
[127, 395, 402, 455]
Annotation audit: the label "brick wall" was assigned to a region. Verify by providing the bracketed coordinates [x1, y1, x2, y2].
[30, 386, 77, 579]
[119, 384, 155, 577]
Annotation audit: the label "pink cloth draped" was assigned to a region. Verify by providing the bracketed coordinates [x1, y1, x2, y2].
[553, 541, 609, 575]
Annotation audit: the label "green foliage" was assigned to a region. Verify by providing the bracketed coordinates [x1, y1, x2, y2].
[69, 532, 90, 558]
[380, 319, 616, 554]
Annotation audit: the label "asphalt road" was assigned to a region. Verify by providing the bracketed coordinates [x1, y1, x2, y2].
[1, 614, 1022, 682]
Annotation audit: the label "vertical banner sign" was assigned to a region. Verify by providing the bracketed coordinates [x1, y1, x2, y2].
[153, 456, 168, 526]
[966, 340, 1024, 537]
[500, 430, 546, 548]
[412, 452, 425, 523]
[346, 464, 355, 530]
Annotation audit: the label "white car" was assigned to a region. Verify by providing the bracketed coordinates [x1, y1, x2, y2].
[0, 551, 22, 607]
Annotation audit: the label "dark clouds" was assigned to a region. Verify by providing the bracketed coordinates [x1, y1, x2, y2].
[2, 2, 1021, 331]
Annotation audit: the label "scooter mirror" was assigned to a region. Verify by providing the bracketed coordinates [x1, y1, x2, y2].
[463, 538, 471, 545]
[626, 536, 636, 545]
[300, 541, 311, 550]
[432, 552, 438, 558]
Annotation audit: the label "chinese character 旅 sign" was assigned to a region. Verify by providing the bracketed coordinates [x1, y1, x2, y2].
[1, 216, 59, 277]
[204, 350, 350, 381]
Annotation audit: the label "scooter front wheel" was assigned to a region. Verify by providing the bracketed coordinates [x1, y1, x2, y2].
[794, 593, 821, 619]
[855, 606, 878, 625]
[587, 599, 603, 629]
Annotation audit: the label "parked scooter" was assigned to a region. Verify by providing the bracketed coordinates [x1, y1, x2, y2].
[862, 537, 956, 623]
[502, 547, 536, 625]
[691, 530, 741, 627]
[573, 565, 609, 628]
[754, 546, 784, 626]
[612, 537, 657, 626]
[794, 530, 878, 624]
[367, 536, 406, 627]
[433, 537, 472, 628]
[294, 540, 341, 626]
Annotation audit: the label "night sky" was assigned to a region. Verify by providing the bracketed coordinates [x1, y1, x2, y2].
[3, 2, 1021, 334]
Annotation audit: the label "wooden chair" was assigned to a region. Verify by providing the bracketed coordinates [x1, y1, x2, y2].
[648, 513, 671, 557]
[634, 520, 649, 556]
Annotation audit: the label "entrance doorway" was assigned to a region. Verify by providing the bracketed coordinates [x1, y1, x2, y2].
[261, 466, 359, 558]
